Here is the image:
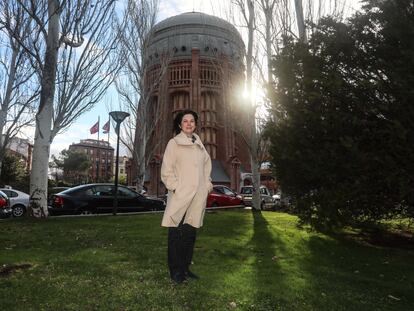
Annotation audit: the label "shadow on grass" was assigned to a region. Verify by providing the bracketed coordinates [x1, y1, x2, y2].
[250, 210, 290, 310]
[142, 209, 258, 310]
[332, 227, 414, 250]
[298, 233, 414, 311]
[195, 209, 252, 272]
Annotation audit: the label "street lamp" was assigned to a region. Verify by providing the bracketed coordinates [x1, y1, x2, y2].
[109, 111, 130, 215]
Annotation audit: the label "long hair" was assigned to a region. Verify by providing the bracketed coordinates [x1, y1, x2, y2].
[173, 109, 199, 135]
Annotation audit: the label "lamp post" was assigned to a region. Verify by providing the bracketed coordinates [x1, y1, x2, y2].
[109, 111, 130, 215]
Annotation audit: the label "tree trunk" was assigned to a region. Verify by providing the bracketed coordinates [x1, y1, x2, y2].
[249, 137, 261, 212]
[134, 161, 146, 193]
[265, 9, 273, 84]
[244, 0, 261, 211]
[29, 0, 60, 218]
[0, 46, 19, 179]
[294, 0, 307, 43]
[0, 108, 6, 179]
[131, 104, 146, 192]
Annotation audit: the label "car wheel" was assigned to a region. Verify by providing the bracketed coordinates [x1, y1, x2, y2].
[211, 202, 219, 208]
[260, 202, 265, 210]
[12, 205, 26, 217]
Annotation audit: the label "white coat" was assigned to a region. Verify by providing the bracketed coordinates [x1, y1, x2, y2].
[161, 132, 213, 228]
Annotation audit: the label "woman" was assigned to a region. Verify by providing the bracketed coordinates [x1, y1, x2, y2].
[161, 109, 213, 284]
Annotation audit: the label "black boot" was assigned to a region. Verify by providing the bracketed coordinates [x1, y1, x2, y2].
[168, 226, 186, 283]
[171, 271, 186, 284]
[182, 223, 198, 280]
[184, 270, 199, 279]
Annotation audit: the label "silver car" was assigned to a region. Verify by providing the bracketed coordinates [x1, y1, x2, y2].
[240, 185, 274, 210]
[0, 188, 29, 217]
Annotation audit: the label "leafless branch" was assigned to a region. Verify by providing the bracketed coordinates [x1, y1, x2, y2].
[50, 0, 119, 140]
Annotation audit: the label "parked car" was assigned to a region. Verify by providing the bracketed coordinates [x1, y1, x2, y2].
[48, 184, 166, 215]
[0, 188, 29, 217]
[272, 192, 293, 208]
[272, 193, 281, 205]
[48, 187, 70, 198]
[207, 185, 244, 208]
[127, 185, 147, 195]
[240, 185, 274, 210]
[48, 187, 71, 206]
[0, 190, 11, 218]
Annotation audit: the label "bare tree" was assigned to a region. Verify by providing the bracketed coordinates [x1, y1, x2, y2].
[282, 1, 352, 43]
[230, 0, 264, 210]
[28, 0, 61, 217]
[114, 0, 172, 193]
[52, 2, 119, 140]
[0, 1, 39, 177]
[294, 0, 307, 43]
[228, 0, 351, 210]
[257, 0, 278, 84]
[3, 0, 118, 217]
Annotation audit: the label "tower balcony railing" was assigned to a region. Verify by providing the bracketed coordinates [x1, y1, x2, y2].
[200, 64, 221, 87]
[169, 63, 191, 87]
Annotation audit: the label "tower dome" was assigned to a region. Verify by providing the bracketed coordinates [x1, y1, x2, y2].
[145, 12, 244, 67]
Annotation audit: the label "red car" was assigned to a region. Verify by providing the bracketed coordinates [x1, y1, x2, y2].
[207, 185, 244, 208]
[0, 190, 11, 218]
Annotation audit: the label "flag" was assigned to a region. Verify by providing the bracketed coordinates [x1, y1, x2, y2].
[102, 120, 110, 134]
[90, 120, 99, 134]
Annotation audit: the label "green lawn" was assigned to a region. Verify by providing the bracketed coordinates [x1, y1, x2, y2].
[0, 210, 413, 310]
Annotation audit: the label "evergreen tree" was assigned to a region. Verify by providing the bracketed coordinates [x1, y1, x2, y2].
[0, 153, 29, 190]
[52, 149, 91, 185]
[267, 0, 414, 228]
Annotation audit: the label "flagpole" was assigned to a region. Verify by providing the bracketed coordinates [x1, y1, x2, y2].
[89, 119, 100, 183]
[106, 117, 110, 182]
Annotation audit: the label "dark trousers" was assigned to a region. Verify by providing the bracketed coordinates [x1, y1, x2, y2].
[168, 216, 197, 277]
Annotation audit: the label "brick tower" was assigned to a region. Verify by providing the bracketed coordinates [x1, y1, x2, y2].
[135, 12, 250, 195]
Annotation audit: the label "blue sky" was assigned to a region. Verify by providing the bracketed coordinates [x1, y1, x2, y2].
[49, 0, 362, 157]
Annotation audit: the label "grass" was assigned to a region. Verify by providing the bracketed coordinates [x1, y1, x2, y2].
[0, 210, 413, 311]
